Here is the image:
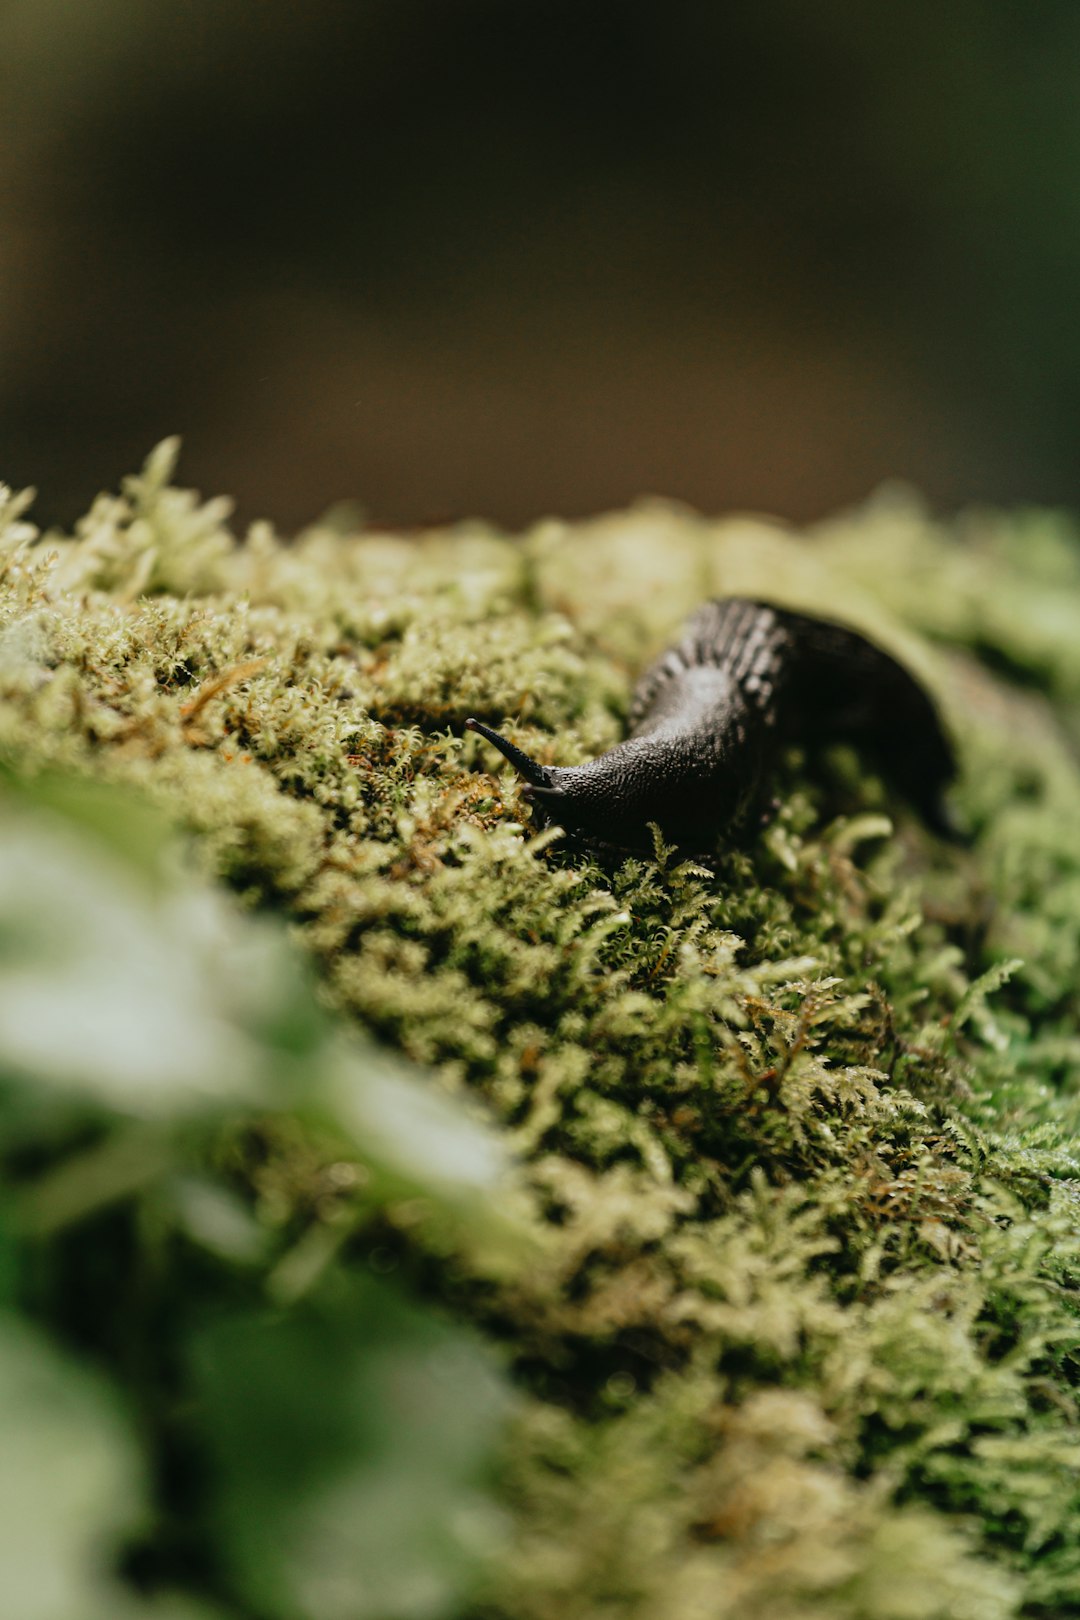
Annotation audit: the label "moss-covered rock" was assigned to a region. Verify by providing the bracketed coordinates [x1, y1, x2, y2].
[6, 441, 1080, 1617]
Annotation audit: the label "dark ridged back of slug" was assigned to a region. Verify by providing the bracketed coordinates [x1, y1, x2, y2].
[623, 598, 956, 842]
[628, 599, 793, 739]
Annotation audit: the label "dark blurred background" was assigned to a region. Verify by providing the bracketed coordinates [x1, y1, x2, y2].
[5, 0, 1080, 530]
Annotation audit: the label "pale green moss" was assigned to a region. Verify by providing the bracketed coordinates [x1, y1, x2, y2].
[5, 441, 1080, 1616]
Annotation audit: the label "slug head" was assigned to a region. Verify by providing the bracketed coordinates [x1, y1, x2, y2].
[465, 718, 609, 829]
[466, 718, 717, 850]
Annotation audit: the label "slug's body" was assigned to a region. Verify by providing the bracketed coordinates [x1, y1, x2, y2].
[467, 598, 956, 852]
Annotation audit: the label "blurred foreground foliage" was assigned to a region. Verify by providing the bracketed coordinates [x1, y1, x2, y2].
[0, 766, 518, 1619]
[5, 442, 1080, 1615]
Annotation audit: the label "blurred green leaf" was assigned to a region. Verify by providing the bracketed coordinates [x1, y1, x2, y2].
[315, 1037, 530, 1269]
[0, 805, 263, 1121]
[168, 1174, 269, 1267]
[0, 764, 176, 885]
[190, 1279, 510, 1620]
[0, 1316, 143, 1620]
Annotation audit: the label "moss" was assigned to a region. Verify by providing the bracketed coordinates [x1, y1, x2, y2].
[6, 440, 1080, 1615]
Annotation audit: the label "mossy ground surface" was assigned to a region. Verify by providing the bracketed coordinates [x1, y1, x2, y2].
[6, 444, 1080, 1617]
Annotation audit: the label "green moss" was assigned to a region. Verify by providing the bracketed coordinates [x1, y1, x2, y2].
[6, 440, 1080, 1616]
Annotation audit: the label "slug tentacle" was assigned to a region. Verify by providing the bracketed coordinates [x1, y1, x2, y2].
[464, 718, 553, 787]
[467, 598, 958, 854]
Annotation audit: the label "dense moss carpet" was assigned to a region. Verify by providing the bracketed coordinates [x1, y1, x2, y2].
[6, 442, 1080, 1617]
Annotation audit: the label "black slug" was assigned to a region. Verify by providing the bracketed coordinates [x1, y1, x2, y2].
[466, 597, 957, 852]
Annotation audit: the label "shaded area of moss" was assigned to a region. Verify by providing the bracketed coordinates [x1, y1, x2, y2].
[5, 443, 1080, 1616]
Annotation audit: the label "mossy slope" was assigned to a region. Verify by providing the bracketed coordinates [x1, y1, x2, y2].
[5, 445, 1080, 1617]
